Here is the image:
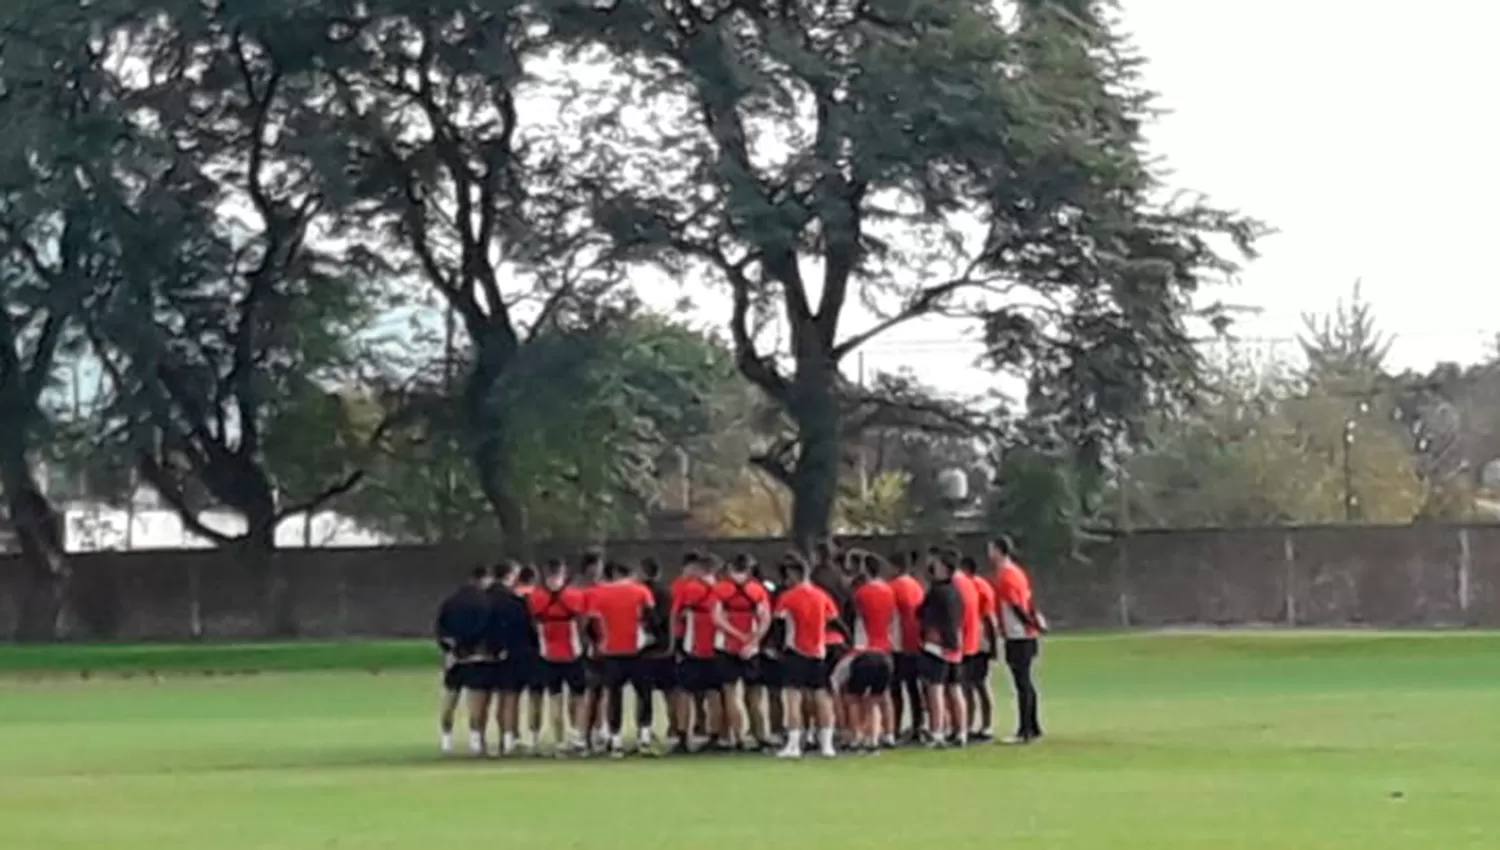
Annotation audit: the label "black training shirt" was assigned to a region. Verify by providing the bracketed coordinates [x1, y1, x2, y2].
[435, 585, 491, 657]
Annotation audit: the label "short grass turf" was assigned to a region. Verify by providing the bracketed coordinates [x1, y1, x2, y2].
[2, 633, 1497, 850]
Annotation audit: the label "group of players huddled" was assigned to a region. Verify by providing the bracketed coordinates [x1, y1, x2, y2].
[435, 536, 1045, 760]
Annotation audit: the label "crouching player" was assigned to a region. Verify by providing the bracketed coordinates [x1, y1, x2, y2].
[830, 646, 894, 753]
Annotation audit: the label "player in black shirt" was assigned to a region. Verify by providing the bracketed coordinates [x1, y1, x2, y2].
[917, 548, 964, 748]
[635, 557, 674, 753]
[435, 565, 496, 755]
[485, 561, 536, 757]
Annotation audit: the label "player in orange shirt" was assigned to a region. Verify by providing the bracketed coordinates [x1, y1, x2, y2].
[887, 550, 927, 743]
[587, 560, 656, 757]
[670, 551, 722, 752]
[960, 554, 1000, 742]
[526, 559, 590, 754]
[713, 553, 772, 750]
[852, 551, 894, 743]
[988, 535, 1046, 744]
[772, 552, 841, 759]
[949, 550, 981, 747]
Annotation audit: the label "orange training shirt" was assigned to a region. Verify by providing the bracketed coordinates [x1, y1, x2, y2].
[774, 582, 840, 659]
[589, 578, 655, 656]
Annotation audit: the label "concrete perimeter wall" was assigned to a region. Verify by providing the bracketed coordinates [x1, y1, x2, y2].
[4, 524, 1499, 641]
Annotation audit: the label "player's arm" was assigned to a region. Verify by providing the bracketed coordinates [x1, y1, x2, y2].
[435, 599, 459, 656]
[711, 598, 750, 643]
[981, 592, 1001, 657]
[1000, 574, 1045, 633]
[750, 599, 772, 643]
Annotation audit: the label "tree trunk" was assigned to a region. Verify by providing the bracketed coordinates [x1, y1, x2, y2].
[465, 335, 527, 554]
[788, 358, 842, 551]
[1, 450, 69, 641]
[242, 509, 294, 637]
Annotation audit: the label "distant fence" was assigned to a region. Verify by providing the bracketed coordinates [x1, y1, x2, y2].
[4, 524, 1500, 641]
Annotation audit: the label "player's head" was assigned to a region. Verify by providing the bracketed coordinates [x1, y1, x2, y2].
[781, 550, 809, 584]
[495, 560, 519, 587]
[890, 550, 912, 574]
[639, 556, 662, 582]
[471, 564, 496, 588]
[730, 552, 755, 578]
[703, 552, 725, 578]
[862, 551, 884, 580]
[813, 540, 835, 568]
[959, 554, 979, 575]
[580, 547, 605, 581]
[604, 559, 631, 581]
[927, 546, 954, 581]
[987, 535, 1015, 564]
[682, 549, 705, 576]
[544, 558, 568, 585]
[517, 564, 537, 586]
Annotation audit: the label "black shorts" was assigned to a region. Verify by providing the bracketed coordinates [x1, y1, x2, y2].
[637, 653, 676, 691]
[677, 656, 723, 694]
[844, 652, 894, 696]
[759, 655, 785, 689]
[583, 657, 606, 691]
[597, 655, 641, 690]
[963, 653, 992, 685]
[782, 652, 830, 691]
[918, 652, 961, 686]
[717, 653, 758, 685]
[443, 660, 488, 692]
[479, 658, 529, 693]
[535, 659, 587, 695]
[1004, 638, 1040, 668]
[894, 653, 922, 684]
[824, 643, 849, 678]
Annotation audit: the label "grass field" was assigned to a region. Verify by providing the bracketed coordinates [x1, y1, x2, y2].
[2, 632, 1498, 849]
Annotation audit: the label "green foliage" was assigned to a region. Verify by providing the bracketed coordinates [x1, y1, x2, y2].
[548, 0, 1258, 543]
[987, 445, 1093, 570]
[339, 312, 738, 543]
[1116, 345, 1429, 528]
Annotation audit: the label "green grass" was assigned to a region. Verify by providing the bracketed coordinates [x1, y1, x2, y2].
[2, 633, 1498, 849]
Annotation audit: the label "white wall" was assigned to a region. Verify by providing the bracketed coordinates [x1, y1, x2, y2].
[61, 503, 393, 553]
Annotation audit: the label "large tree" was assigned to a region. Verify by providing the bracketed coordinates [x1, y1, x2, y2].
[324, 0, 625, 549]
[0, 1, 141, 637]
[85, 4, 385, 634]
[551, 0, 1257, 546]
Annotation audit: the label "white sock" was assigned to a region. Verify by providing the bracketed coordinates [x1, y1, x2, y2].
[609, 734, 623, 750]
[440, 732, 453, 753]
[521, 729, 536, 748]
[783, 728, 804, 751]
[638, 727, 653, 746]
[501, 733, 517, 754]
[818, 728, 835, 751]
[468, 730, 485, 755]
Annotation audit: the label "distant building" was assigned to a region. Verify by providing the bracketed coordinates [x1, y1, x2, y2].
[60, 500, 392, 553]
